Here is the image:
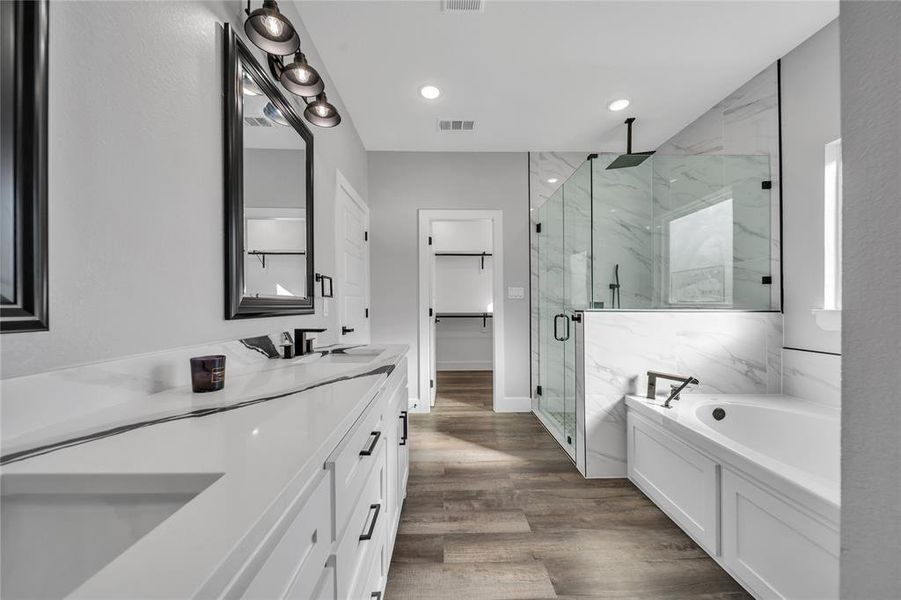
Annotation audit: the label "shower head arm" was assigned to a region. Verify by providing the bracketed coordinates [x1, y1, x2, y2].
[624, 117, 636, 154]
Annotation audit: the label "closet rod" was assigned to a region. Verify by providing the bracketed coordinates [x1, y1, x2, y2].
[434, 252, 492, 269]
[434, 312, 493, 327]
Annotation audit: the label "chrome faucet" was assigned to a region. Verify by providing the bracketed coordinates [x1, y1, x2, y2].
[646, 371, 699, 408]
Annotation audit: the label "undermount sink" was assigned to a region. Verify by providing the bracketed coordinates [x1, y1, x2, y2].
[1, 472, 222, 599]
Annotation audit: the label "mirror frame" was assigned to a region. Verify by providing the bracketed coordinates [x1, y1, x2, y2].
[223, 24, 315, 320]
[0, 0, 49, 333]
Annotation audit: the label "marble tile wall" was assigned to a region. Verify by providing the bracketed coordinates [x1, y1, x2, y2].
[651, 154, 774, 309]
[591, 154, 654, 309]
[782, 348, 841, 408]
[580, 310, 783, 478]
[657, 63, 782, 310]
[530, 63, 781, 423]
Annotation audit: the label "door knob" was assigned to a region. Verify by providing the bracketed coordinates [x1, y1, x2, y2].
[342, 326, 355, 335]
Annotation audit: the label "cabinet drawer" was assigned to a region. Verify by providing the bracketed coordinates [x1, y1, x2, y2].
[336, 440, 387, 600]
[243, 474, 331, 600]
[326, 392, 386, 541]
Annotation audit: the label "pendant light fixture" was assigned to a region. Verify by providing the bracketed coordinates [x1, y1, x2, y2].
[279, 50, 324, 97]
[242, 1, 342, 128]
[244, 0, 299, 56]
[303, 93, 341, 128]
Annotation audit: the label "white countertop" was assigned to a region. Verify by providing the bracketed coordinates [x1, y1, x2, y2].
[0, 344, 408, 599]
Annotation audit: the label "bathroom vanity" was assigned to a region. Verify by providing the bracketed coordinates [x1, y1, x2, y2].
[0, 345, 409, 600]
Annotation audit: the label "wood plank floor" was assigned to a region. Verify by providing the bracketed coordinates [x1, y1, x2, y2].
[386, 370, 752, 600]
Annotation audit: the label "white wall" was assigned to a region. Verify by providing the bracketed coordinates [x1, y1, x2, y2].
[781, 20, 841, 355]
[1, 1, 368, 379]
[368, 152, 529, 403]
[839, 2, 901, 597]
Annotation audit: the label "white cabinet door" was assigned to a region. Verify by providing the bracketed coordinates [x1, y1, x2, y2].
[627, 412, 719, 554]
[721, 468, 839, 600]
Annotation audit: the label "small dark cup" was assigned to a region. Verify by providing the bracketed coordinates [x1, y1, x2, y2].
[190, 355, 226, 393]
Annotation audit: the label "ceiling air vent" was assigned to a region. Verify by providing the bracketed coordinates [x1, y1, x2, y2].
[244, 116, 274, 127]
[442, 0, 484, 12]
[438, 120, 475, 132]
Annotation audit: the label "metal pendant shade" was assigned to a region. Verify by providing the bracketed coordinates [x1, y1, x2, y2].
[244, 0, 299, 56]
[263, 101, 291, 126]
[243, 1, 341, 128]
[279, 52, 324, 97]
[304, 93, 341, 128]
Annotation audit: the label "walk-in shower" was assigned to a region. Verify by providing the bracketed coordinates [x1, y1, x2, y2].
[534, 152, 776, 459]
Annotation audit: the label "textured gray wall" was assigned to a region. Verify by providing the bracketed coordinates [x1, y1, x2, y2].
[840, 2, 901, 597]
[1, 1, 368, 378]
[368, 152, 530, 405]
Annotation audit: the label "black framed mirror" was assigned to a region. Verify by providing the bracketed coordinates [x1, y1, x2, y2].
[224, 24, 314, 319]
[1, 0, 49, 333]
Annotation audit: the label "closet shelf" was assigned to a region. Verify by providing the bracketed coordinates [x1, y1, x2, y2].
[435, 312, 493, 327]
[434, 252, 493, 269]
[246, 250, 306, 268]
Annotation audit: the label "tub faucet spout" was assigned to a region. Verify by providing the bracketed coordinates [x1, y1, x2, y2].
[646, 371, 699, 408]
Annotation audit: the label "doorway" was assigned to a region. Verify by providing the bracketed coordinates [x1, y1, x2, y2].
[417, 210, 504, 412]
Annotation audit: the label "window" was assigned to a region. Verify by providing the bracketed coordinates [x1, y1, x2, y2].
[824, 139, 842, 310]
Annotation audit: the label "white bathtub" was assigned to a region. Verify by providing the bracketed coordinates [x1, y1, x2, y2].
[625, 393, 840, 600]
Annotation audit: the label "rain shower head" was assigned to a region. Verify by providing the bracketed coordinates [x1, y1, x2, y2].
[607, 117, 655, 170]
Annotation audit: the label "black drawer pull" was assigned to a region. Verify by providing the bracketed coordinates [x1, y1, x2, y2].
[371, 592, 382, 600]
[341, 326, 355, 335]
[399, 411, 408, 446]
[359, 430, 381, 456]
[360, 503, 381, 541]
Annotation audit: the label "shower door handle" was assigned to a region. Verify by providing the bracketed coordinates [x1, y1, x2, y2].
[553, 313, 570, 342]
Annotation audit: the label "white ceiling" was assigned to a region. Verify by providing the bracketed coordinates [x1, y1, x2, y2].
[297, 0, 837, 152]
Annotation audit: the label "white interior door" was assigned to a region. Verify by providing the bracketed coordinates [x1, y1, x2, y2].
[335, 173, 370, 345]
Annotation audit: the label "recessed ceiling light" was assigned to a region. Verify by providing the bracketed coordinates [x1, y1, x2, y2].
[608, 98, 630, 112]
[420, 85, 441, 100]
[547, 177, 559, 184]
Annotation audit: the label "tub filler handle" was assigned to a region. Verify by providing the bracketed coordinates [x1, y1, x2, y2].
[646, 371, 699, 408]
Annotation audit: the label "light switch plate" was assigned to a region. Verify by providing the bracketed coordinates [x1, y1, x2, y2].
[507, 286, 525, 299]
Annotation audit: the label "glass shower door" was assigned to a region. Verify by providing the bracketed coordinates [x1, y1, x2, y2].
[538, 188, 567, 445]
[561, 162, 591, 452]
[536, 160, 591, 460]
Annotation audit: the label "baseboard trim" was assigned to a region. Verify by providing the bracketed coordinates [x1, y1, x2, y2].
[495, 396, 531, 413]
